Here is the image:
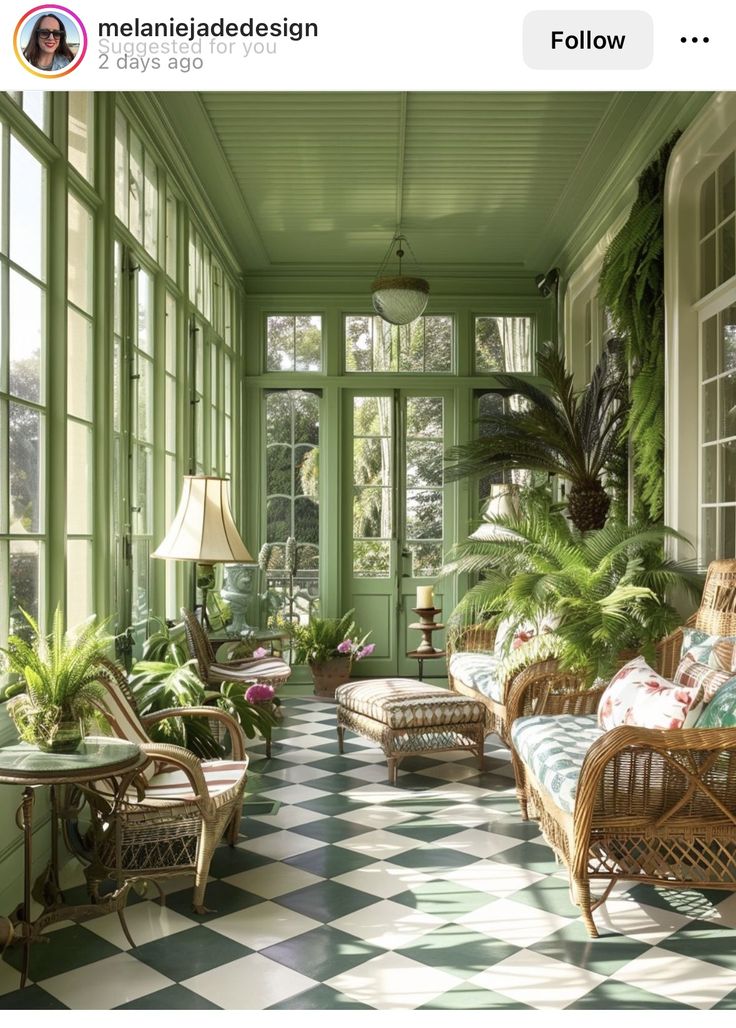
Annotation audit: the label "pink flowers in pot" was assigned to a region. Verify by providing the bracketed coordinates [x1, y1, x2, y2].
[245, 683, 276, 704]
[337, 639, 375, 660]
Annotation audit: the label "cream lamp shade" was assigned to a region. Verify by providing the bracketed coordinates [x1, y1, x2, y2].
[152, 476, 253, 564]
[469, 485, 522, 542]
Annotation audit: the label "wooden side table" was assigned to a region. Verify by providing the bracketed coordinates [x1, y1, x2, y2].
[0, 737, 146, 988]
[406, 648, 447, 682]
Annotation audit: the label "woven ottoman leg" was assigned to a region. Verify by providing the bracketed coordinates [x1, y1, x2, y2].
[336, 723, 345, 754]
[387, 756, 398, 785]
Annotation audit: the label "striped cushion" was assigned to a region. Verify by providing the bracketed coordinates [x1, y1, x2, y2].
[674, 652, 734, 702]
[96, 687, 154, 784]
[209, 658, 290, 683]
[335, 679, 486, 729]
[96, 759, 248, 805]
[511, 714, 604, 815]
[448, 652, 505, 703]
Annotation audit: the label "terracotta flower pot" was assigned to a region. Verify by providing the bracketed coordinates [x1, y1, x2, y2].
[309, 655, 352, 698]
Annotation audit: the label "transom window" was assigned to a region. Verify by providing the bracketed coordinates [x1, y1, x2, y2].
[700, 306, 736, 562]
[266, 315, 322, 372]
[700, 152, 735, 298]
[474, 316, 533, 373]
[345, 315, 452, 373]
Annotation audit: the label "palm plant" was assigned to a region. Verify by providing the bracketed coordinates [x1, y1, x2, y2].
[444, 342, 628, 532]
[442, 495, 703, 681]
[0, 608, 111, 752]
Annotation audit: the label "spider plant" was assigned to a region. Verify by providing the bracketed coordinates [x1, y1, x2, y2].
[0, 608, 111, 752]
[442, 494, 704, 681]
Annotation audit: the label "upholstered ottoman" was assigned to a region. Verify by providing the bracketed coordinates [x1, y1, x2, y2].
[335, 678, 487, 784]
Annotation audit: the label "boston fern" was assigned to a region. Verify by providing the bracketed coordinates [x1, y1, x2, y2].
[444, 342, 627, 532]
[442, 496, 703, 681]
[598, 133, 680, 523]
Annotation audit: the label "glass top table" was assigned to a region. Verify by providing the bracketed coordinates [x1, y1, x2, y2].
[0, 737, 143, 784]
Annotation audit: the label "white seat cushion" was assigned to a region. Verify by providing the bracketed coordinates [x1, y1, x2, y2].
[449, 652, 505, 703]
[511, 714, 604, 815]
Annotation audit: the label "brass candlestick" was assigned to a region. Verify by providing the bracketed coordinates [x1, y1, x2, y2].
[409, 607, 444, 654]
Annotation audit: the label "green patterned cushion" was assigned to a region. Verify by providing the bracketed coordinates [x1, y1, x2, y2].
[695, 678, 736, 729]
[448, 652, 505, 703]
[511, 714, 604, 814]
[335, 678, 486, 729]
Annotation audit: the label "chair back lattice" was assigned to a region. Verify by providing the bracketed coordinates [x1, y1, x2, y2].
[181, 607, 215, 678]
[694, 560, 736, 637]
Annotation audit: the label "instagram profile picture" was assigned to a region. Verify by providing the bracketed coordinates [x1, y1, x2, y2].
[14, 5, 87, 77]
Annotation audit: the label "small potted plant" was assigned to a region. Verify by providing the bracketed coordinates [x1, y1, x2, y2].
[286, 610, 374, 697]
[0, 609, 111, 753]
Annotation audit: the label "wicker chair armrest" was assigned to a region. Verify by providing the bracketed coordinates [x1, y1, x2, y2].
[138, 742, 210, 803]
[141, 706, 247, 760]
[505, 659, 600, 725]
[446, 623, 497, 656]
[571, 724, 736, 874]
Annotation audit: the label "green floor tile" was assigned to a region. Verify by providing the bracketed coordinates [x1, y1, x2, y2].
[261, 925, 382, 981]
[658, 918, 736, 970]
[713, 987, 736, 1009]
[161, 880, 263, 922]
[117, 985, 222, 1009]
[626, 884, 726, 922]
[490, 841, 560, 875]
[295, 793, 367, 816]
[291, 817, 372, 844]
[237, 818, 283, 840]
[302, 774, 369, 794]
[397, 923, 518, 978]
[389, 847, 480, 872]
[392, 879, 495, 918]
[275, 879, 376, 921]
[0, 984, 68, 1009]
[419, 982, 531, 1010]
[568, 980, 692, 1009]
[529, 919, 650, 975]
[505, 874, 580, 918]
[284, 845, 374, 878]
[208, 845, 272, 877]
[2, 924, 120, 981]
[386, 820, 467, 844]
[268, 983, 374, 1010]
[132, 925, 252, 980]
[309, 756, 357, 773]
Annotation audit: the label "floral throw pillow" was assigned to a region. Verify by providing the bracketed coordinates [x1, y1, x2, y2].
[597, 656, 704, 731]
[674, 651, 734, 702]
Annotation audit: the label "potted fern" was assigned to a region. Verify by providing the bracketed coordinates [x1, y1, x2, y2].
[0, 609, 110, 753]
[280, 611, 374, 697]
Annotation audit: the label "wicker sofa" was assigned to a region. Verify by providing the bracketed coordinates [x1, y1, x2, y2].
[509, 559, 736, 937]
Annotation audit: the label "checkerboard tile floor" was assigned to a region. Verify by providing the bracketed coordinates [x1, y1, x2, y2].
[3, 697, 736, 1010]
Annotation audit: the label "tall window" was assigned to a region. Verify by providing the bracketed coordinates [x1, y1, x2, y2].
[345, 315, 452, 373]
[68, 93, 94, 183]
[115, 109, 159, 260]
[264, 391, 320, 622]
[66, 194, 94, 625]
[699, 150, 736, 562]
[1, 130, 48, 640]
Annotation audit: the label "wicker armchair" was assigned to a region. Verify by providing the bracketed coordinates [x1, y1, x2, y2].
[181, 607, 292, 689]
[510, 559, 736, 937]
[72, 661, 249, 914]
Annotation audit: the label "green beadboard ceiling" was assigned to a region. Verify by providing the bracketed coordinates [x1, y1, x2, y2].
[155, 91, 709, 289]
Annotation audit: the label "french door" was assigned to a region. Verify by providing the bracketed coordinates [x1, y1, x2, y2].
[343, 389, 453, 677]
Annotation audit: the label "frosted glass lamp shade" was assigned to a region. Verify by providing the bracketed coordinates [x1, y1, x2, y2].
[153, 476, 253, 564]
[371, 275, 430, 326]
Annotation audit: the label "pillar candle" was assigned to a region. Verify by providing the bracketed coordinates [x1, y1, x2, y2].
[416, 586, 434, 609]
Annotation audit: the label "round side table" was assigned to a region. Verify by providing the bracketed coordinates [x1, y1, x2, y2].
[0, 736, 146, 989]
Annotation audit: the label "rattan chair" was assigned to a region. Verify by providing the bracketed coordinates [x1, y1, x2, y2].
[510, 559, 736, 937]
[73, 661, 249, 914]
[181, 607, 292, 689]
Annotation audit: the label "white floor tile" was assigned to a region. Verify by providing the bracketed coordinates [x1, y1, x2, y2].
[703, 891, 736, 928]
[444, 860, 546, 897]
[430, 803, 508, 827]
[250, 804, 323, 829]
[83, 899, 197, 950]
[275, 733, 332, 749]
[183, 951, 316, 1009]
[455, 897, 574, 947]
[271, 748, 329, 765]
[206, 900, 320, 950]
[342, 783, 416, 803]
[329, 899, 445, 949]
[326, 951, 459, 1009]
[239, 830, 325, 860]
[595, 896, 693, 945]
[334, 828, 420, 859]
[612, 946, 736, 1009]
[41, 953, 173, 1009]
[470, 949, 605, 1009]
[332, 860, 432, 899]
[258, 783, 330, 804]
[340, 750, 390, 764]
[261, 764, 333, 784]
[338, 763, 394, 782]
[439, 827, 521, 859]
[223, 862, 321, 899]
[334, 805, 412, 829]
[418, 762, 484, 782]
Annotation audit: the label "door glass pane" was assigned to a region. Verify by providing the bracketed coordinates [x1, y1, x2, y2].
[353, 395, 392, 578]
[405, 396, 444, 577]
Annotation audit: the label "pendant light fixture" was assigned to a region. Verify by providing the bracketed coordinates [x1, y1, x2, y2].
[371, 233, 429, 326]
